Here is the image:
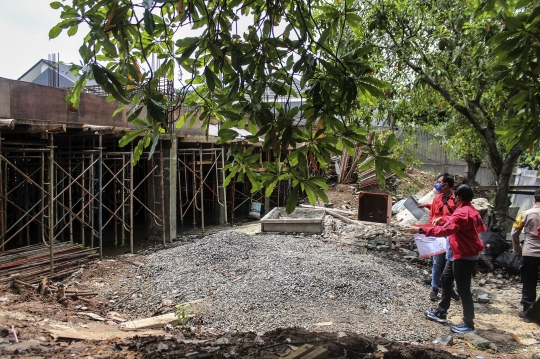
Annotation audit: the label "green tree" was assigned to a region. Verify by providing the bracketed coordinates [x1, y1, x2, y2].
[357, 0, 523, 228]
[481, 0, 540, 154]
[50, 0, 405, 212]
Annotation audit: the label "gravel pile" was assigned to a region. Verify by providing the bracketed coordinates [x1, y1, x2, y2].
[106, 221, 460, 343]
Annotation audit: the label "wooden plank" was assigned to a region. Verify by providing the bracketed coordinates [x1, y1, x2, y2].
[120, 312, 191, 329]
[46, 322, 172, 341]
[302, 347, 328, 359]
[324, 209, 387, 227]
[12, 124, 66, 133]
[283, 344, 315, 359]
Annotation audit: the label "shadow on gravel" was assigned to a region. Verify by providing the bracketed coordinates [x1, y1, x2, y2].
[131, 327, 458, 358]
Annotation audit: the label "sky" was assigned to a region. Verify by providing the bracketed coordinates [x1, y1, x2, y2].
[0, 1, 87, 80]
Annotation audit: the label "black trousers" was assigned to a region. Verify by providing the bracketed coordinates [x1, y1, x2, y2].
[521, 256, 540, 309]
[439, 259, 477, 327]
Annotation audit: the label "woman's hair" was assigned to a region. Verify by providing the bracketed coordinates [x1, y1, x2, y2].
[454, 184, 474, 202]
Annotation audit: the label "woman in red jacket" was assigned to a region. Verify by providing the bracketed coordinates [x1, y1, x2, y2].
[410, 184, 486, 334]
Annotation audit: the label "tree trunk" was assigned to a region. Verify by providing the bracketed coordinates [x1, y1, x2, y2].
[489, 144, 522, 230]
[464, 155, 482, 185]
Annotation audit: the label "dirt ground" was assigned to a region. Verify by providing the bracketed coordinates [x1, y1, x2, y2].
[0, 168, 537, 359]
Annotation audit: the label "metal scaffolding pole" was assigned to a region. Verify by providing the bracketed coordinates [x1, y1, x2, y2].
[81, 147, 85, 247]
[48, 133, 55, 276]
[90, 151, 94, 249]
[192, 151, 196, 228]
[222, 146, 228, 224]
[41, 152, 45, 246]
[98, 134, 103, 260]
[200, 145, 204, 234]
[68, 139, 73, 243]
[0, 131, 3, 251]
[121, 154, 125, 247]
[130, 150, 134, 254]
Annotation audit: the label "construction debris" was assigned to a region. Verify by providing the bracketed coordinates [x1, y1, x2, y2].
[10, 275, 98, 303]
[0, 243, 97, 285]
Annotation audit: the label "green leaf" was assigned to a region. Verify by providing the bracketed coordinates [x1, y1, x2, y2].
[204, 66, 215, 93]
[286, 186, 299, 214]
[144, 9, 155, 35]
[119, 129, 147, 147]
[67, 24, 79, 37]
[175, 37, 199, 49]
[217, 128, 238, 144]
[50, 2, 62, 9]
[49, 25, 62, 39]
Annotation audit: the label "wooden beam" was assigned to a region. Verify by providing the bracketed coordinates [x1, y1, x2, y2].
[0, 119, 17, 129]
[477, 185, 540, 191]
[11, 124, 66, 133]
[82, 125, 115, 134]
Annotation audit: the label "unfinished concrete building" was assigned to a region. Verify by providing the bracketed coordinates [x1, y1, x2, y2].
[0, 76, 291, 278]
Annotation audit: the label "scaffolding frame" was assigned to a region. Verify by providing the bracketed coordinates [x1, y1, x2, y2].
[0, 134, 167, 275]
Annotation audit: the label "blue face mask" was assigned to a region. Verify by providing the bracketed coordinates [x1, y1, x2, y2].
[435, 183, 444, 192]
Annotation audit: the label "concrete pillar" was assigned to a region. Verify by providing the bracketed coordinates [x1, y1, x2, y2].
[163, 138, 177, 242]
[146, 138, 177, 243]
[215, 146, 228, 225]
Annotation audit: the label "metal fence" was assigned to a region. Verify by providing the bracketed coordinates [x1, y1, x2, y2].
[403, 131, 496, 186]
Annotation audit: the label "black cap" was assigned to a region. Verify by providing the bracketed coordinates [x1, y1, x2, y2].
[534, 189, 540, 202]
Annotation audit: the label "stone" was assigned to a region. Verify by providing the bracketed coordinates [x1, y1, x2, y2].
[161, 299, 173, 306]
[215, 335, 231, 345]
[157, 342, 169, 352]
[478, 279, 486, 287]
[398, 248, 417, 257]
[464, 333, 491, 349]
[435, 335, 454, 346]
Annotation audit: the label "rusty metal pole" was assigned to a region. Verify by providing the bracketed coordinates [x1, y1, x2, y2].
[113, 159, 117, 246]
[192, 151, 196, 228]
[200, 145, 204, 234]
[130, 149, 134, 254]
[81, 144, 85, 247]
[41, 152, 45, 246]
[68, 138, 73, 243]
[221, 146, 228, 224]
[49, 133, 55, 276]
[89, 150, 94, 249]
[98, 134, 103, 260]
[0, 131, 3, 251]
[231, 178, 235, 226]
[121, 153, 125, 247]
[178, 154, 184, 228]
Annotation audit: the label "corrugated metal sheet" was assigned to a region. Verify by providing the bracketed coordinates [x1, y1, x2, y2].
[401, 130, 496, 185]
[511, 168, 540, 217]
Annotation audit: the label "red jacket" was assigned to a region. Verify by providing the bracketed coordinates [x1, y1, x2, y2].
[427, 193, 456, 224]
[424, 202, 486, 260]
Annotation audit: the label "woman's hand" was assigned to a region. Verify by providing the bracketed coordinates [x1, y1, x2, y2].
[408, 226, 420, 234]
[432, 217, 443, 225]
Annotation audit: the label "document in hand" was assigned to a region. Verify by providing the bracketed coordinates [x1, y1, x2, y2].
[413, 234, 447, 258]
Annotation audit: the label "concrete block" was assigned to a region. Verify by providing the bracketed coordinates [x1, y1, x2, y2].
[261, 208, 325, 233]
[464, 333, 490, 349]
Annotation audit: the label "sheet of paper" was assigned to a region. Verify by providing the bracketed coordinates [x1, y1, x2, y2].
[413, 234, 447, 258]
